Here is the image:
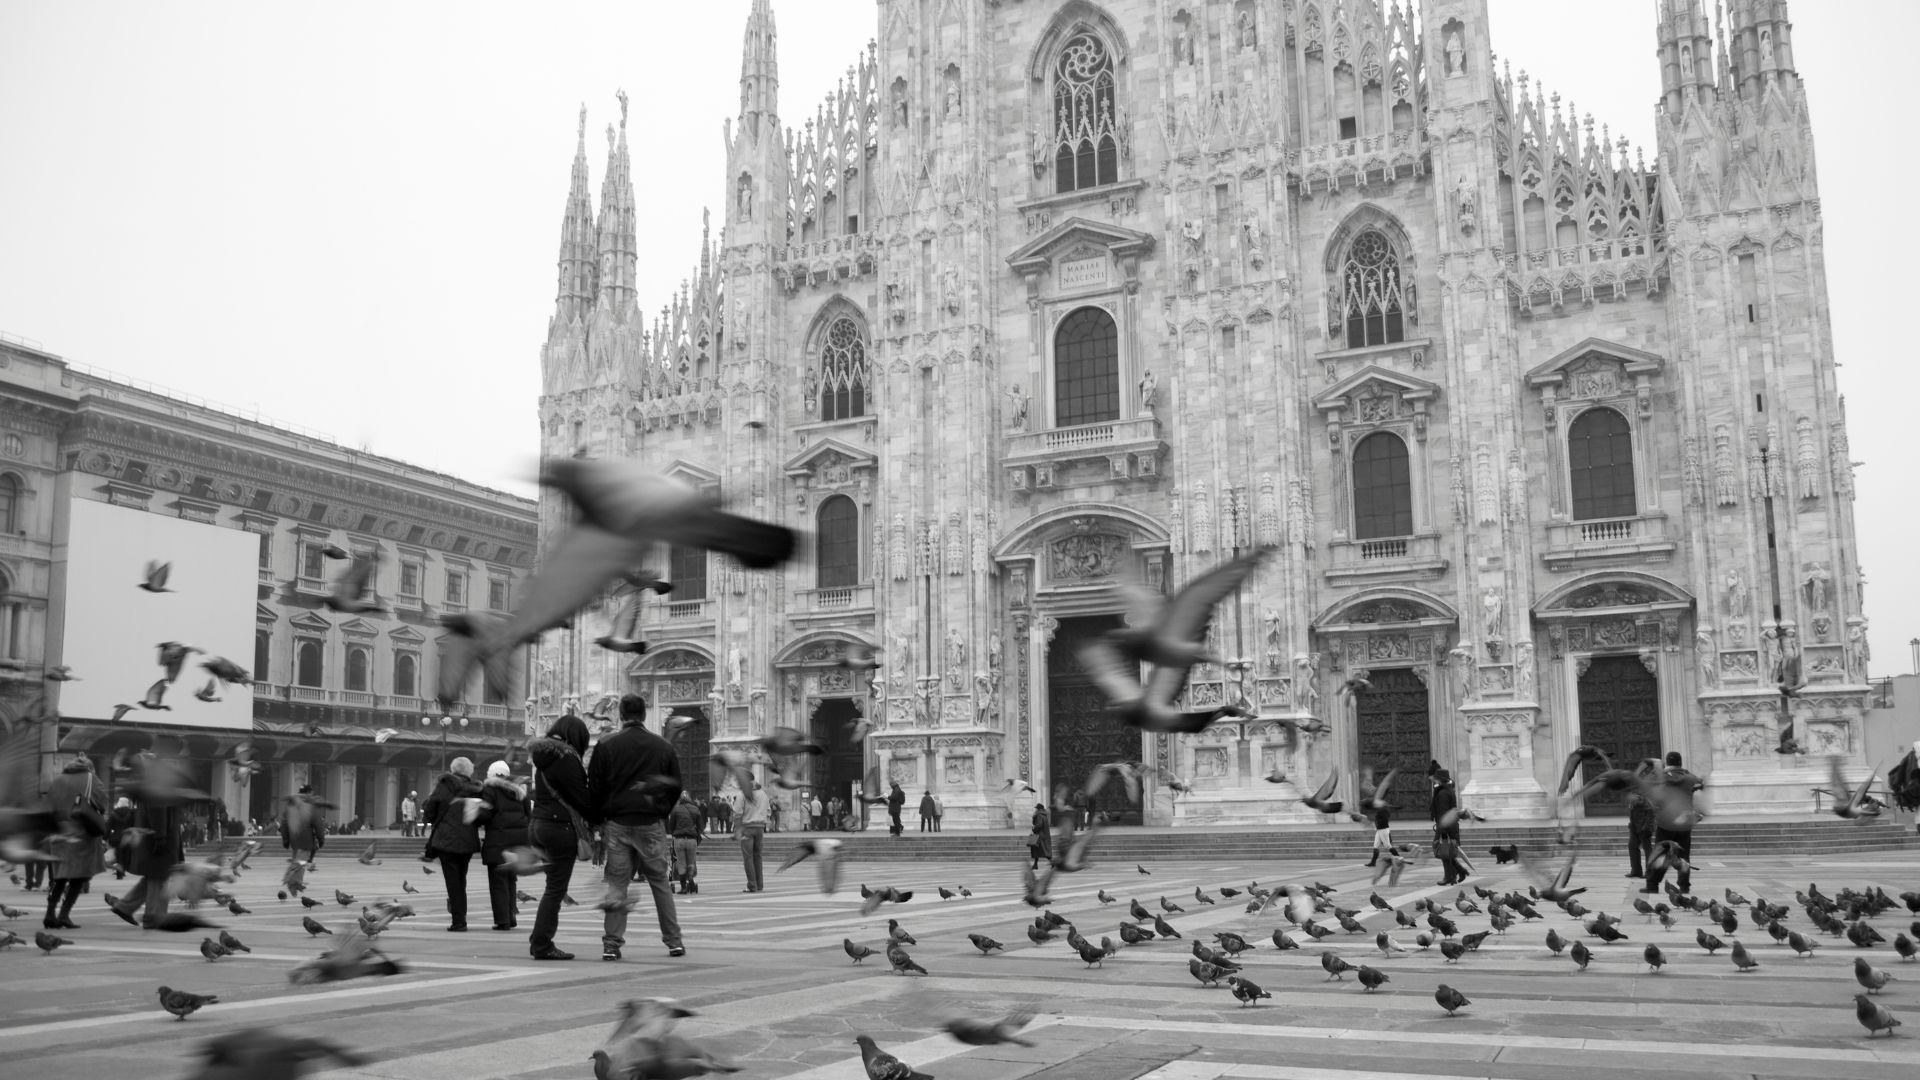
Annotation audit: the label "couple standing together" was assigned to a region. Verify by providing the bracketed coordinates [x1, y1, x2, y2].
[521, 694, 686, 962]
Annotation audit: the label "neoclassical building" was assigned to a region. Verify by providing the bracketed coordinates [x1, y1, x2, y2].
[535, 0, 1865, 826]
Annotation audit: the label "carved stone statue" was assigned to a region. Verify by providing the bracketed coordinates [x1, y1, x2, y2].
[1725, 568, 1749, 618]
[1238, 9, 1257, 49]
[974, 671, 997, 724]
[1445, 31, 1465, 77]
[987, 631, 1002, 671]
[1759, 622, 1781, 684]
[1481, 588, 1504, 642]
[1847, 620, 1870, 681]
[1263, 609, 1283, 654]
[1175, 24, 1194, 65]
[944, 78, 960, 118]
[1181, 218, 1205, 257]
[1138, 369, 1159, 415]
[735, 174, 753, 219]
[727, 646, 745, 692]
[1293, 653, 1321, 715]
[941, 266, 962, 314]
[1449, 641, 1477, 703]
[1513, 642, 1535, 699]
[946, 627, 967, 674]
[1802, 562, 1834, 613]
[1241, 211, 1266, 267]
[1005, 383, 1029, 431]
[1455, 173, 1478, 235]
[1695, 628, 1719, 689]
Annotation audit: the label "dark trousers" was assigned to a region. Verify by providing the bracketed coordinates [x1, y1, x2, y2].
[919, 815, 933, 832]
[485, 863, 519, 929]
[24, 861, 45, 889]
[888, 809, 903, 836]
[1644, 826, 1694, 893]
[739, 824, 765, 891]
[1434, 823, 1466, 884]
[1627, 820, 1654, 876]
[528, 820, 577, 955]
[114, 874, 169, 926]
[438, 852, 473, 928]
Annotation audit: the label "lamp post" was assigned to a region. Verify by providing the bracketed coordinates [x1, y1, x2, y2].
[421, 714, 468, 773]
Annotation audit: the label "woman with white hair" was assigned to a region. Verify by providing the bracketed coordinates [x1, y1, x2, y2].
[422, 757, 484, 932]
[476, 760, 531, 931]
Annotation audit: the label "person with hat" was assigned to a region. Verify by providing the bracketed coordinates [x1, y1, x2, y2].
[1428, 761, 1468, 886]
[476, 760, 530, 932]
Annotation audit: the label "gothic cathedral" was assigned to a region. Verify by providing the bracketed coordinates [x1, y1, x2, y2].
[534, 0, 1863, 827]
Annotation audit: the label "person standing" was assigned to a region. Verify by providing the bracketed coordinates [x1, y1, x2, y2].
[1642, 751, 1705, 895]
[587, 694, 684, 961]
[1428, 762, 1468, 887]
[400, 790, 419, 838]
[886, 782, 906, 838]
[422, 758, 483, 932]
[808, 794, 824, 832]
[768, 796, 782, 834]
[737, 776, 770, 892]
[930, 791, 944, 833]
[105, 797, 134, 880]
[1624, 760, 1658, 879]
[44, 754, 105, 929]
[526, 713, 594, 961]
[281, 785, 327, 867]
[917, 790, 937, 833]
[476, 760, 530, 932]
[1365, 802, 1393, 868]
[667, 791, 704, 894]
[1027, 802, 1052, 870]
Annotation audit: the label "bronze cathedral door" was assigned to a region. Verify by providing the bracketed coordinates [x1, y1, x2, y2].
[1353, 667, 1432, 812]
[1046, 614, 1141, 825]
[1575, 655, 1662, 816]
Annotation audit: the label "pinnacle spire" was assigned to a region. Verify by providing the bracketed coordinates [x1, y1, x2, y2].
[739, 0, 779, 121]
[553, 103, 596, 325]
[595, 90, 637, 311]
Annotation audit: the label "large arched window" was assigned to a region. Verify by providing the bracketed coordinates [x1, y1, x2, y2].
[394, 652, 418, 697]
[0, 473, 18, 534]
[1052, 32, 1119, 193]
[1352, 431, 1414, 539]
[1054, 306, 1119, 427]
[1341, 229, 1409, 348]
[295, 639, 324, 688]
[1568, 407, 1636, 520]
[818, 316, 868, 422]
[816, 496, 860, 589]
[344, 646, 370, 692]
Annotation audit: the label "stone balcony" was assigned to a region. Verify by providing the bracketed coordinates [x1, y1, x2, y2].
[1323, 533, 1448, 586]
[1004, 417, 1165, 490]
[1540, 513, 1676, 570]
[790, 584, 876, 629]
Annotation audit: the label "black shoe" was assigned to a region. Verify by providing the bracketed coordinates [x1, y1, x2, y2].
[109, 904, 137, 927]
[491, 924, 511, 931]
[1625, 873, 1642, 878]
[446, 924, 467, 932]
[56, 918, 79, 930]
[532, 947, 574, 961]
[603, 943, 622, 962]
[667, 945, 685, 958]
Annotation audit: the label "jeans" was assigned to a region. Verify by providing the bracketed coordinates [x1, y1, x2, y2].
[1645, 826, 1694, 892]
[672, 837, 699, 885]
[438, 852, 473, 928]
[602, 820, 681, 950]
[485, 863, 520, 928]
[739, 824, 765, 891]
[114, 875, 169, 926]
[528, 820, 577, 955]
[1627, 821, 1654, 876]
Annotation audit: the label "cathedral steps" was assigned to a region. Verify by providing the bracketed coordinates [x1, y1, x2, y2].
[191, 816, 1918, 865]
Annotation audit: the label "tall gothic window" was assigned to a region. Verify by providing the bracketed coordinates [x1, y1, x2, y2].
[1341, 229, 1408, 348]
[1052, 32, 1119, 193]
[818, 316, 868, 422]
[1352, 431, 1414, 539]
[1054, 306, 1120, 427]
[816, 495, 860, 589]
[1568, 407, 1636, 520]
[669, 545, 707, 600]
[0, 473, 18, 534]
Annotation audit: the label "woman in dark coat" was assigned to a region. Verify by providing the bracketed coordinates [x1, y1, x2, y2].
[43, 755, 106, 928]
[1428, 762, 1467, 887]
[526, 714, 594, 960]
[1027, 803, 1052, 870]
[476, 759, 531, 932]
[422, 757, 484, 932]
[886, 782, 906, 837]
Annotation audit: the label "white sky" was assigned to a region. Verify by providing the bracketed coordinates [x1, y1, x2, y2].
[1, 1, 1913, 671]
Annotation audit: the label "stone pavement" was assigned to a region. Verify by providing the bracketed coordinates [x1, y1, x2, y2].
[3, 841, 1919, 1080]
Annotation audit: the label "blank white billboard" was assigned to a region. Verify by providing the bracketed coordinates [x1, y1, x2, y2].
[57, 497, 256, 730]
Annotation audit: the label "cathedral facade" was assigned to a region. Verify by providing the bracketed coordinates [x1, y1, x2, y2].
[535, 0, 1866, 827]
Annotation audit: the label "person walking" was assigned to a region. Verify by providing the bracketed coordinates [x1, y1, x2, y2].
[44, 753, 105, 929]
[886, 782, 906, 838]
[667, 791, 704, 894]
[280, 785, 327, 867]
[526, 713, 594, 961]
[1624, 760, 1658, 879]
[1365, 802, 1393, 867]
[105, 796, 134, 880]
[1428, 762, 1468, 887]
[1027, 802, 1052, 870]
[808, 794, 824, 832]
[422, 757, 484, 932]
[108, 753, 184, 929]
[827, 795, 845, 831]
[476, 760, 530, 933]
[1641, 751, 1706, 895]
[917, 790, 937, 833]
[587, 694, 684, 961]
[737, 776, 770, 892]
[400, 790, 419, 838]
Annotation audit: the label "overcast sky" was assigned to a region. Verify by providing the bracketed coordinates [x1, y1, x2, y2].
[2, 1, 1912, 671]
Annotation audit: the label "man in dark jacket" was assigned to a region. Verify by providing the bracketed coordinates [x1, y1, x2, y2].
[108, 752, 184, 929]
[586, 694, 683, 962]
[667, 791, 705, 893]
[1624, 758, 1659, 879]
[1428, 762, 1467, 887]
[526, 713, 593, 960]
[1641, 751, 1706, 895]
[886, 782, 906, 838]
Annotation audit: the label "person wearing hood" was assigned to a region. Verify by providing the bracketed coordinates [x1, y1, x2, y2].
[886, 782, 906, 838]
[526, 713, 594, 960]
[476, 760, 531, 932]
[1428, 761, 1468, 887]
[43, 754, 106, 929]
[422, 757, 484, 932]
[667, 790, 705, 894]
[279, 785, 327, 864]
[1641, 751, 1706, 896]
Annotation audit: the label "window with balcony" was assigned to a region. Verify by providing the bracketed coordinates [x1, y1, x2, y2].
[394, 652, 418, 697]
[669, 545, 706, 600]
[344, 646, 370, 692]
[400, 561, 421, 597]
[301, 543, 325, 580]
[816, 495, 860, 589]
[483, 679, 507, 707]
[1054, 306, 1120, 427]
[1569, 406, 1636, 521]
[1352, 431, 1414, 540]
[1049, 31, 1120, 193]
[295, 639, 323, 688]
[254, 629, 270, 680]
[0, 569, 20, 661]
[488, 578, 509, 611]
[257, 531, 272, 570]
[445, 571, 466, 607]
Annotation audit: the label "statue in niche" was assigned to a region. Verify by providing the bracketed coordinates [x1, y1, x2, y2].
[1181, 218, 1205, 258]
[1481, 588, 1504, 642]
[1445, 31, 1465, 77]
[1241, 211, 1266, 268]
[1455, 174, 1478, 235]
[1138, 369, 1159, 415]
[727, 646, 745, 693]
[1514, 642, 1536, 699]
[1725, 568, 1749, 618]
[1238, 9, 1257, 49]
[1175, 24, 1194, 66]
[1802, 562, 1834, 613]
[987, 631, 1002, 671]
[1695, 629, 1719, 688]
[1449, 641, 1477, 702]
[1761, 27, 1775, 64]
[941, 266, 962, 314]
[947, 627, 967, 676]
[944, 78, 960, 119]
[1263, 609, 1283, 654]
[735, 174, 753, 220]
[892, 88, 908, 128]
[975, 671, 998, 724]
[1005, 383, 1029, 431]
[1847, 621, 1870, 681]
[1294, 653, 1321, 715]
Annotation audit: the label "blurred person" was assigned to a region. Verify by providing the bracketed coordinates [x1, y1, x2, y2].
[668, 790, 705, 894]
[1642, 751, 1706, 896]
[400, 790, 420, 838]
[886, 782, 906, 838]
[422, 758, 484, 932]
[736, 776, 770, 892]
[44, 753, 106, 929]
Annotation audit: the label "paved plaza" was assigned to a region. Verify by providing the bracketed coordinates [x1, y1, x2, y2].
[3, 842, 1918, 1080]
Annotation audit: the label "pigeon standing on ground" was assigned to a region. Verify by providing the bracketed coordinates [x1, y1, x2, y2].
[199, 938, 230, 962]
[855, 1035, 934, 1080]
[1435, 985, 1471, 1016]
[34, 931, 72, 954]
[844, 939, 877, 964]
[158, 986, 219, 1020]
[1855, 994, 1902, 1037]
[967, 934, 1004, 955]
[1856, 957, 1897, 995]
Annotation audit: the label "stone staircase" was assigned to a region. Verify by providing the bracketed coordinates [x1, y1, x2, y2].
[190, 816, 1919, 865]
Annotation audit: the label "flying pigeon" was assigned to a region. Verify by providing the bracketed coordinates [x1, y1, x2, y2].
[158, 986, 218, 1019]
[182, 1028, 367, 1079]
[1300, 772, 1343, 815]
[140, 560, 174, 593]
[324, 550, 387, 615]
[140, 678, 173, 711]
[942, 1009, 1035, 1048]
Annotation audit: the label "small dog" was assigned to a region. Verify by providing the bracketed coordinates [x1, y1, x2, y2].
[1488, 844, 1519, 865]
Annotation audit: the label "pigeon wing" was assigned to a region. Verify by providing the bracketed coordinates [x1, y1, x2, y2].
[1077, 640, 1148, 707]
[1156, 548, 1274, 644]
[496, 526, 648, 652]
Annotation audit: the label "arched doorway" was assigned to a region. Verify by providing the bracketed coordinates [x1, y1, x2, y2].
[1353, 668, 1431, 809]
[664, 706, 713, 804]
[1575, 654, 1662, 815]
[1046, 613, 1141, 825]
[809, 698, 866, 812]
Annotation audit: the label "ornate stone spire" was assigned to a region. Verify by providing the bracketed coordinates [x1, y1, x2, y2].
[594, 90, 637, 313]
[553, 103, 595, 329]
[739, 0, 779, 123]
[1656, 0, 1718, 118]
